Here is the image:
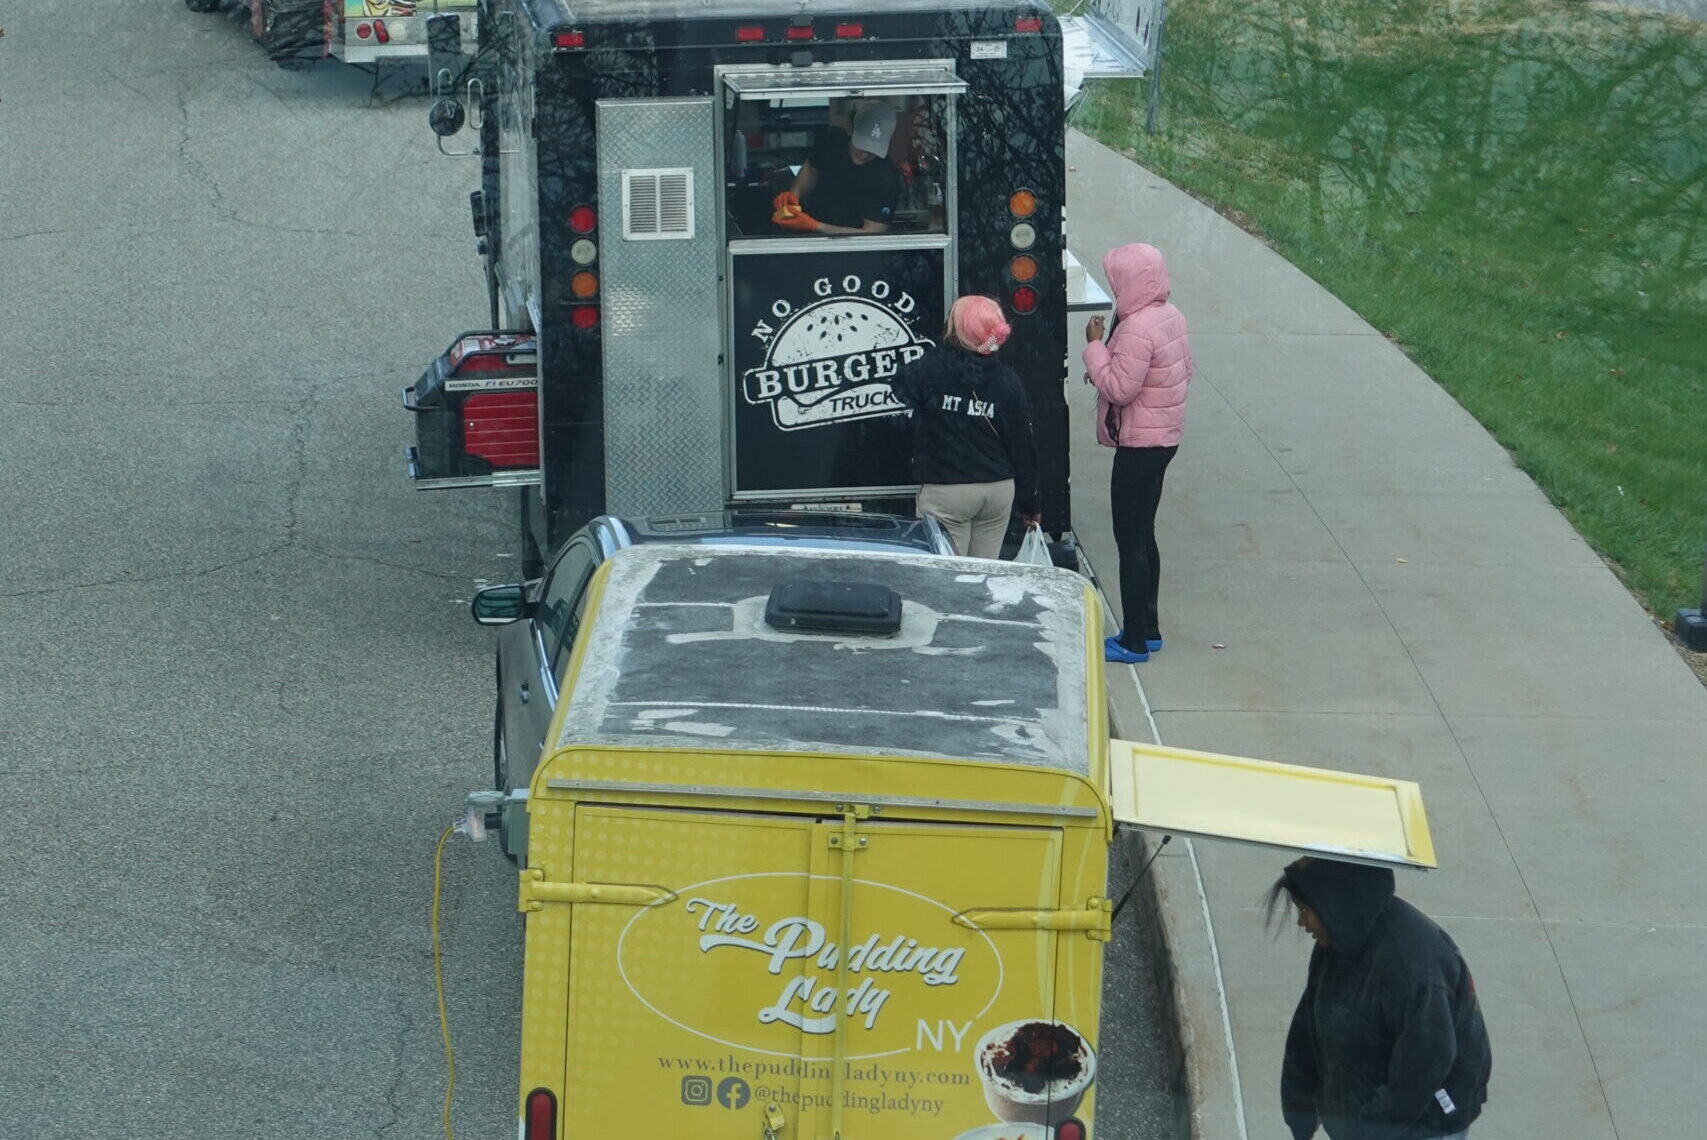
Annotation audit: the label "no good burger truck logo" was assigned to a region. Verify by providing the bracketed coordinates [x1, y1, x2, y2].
[742, 275, 933, 431]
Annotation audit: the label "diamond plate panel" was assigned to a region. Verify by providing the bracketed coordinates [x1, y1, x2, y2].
[596, 98, 725, 518]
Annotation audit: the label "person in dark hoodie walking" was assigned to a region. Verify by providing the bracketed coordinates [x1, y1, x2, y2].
[1267, 858, 1493, 1140]
[889, 295, 1040, 558]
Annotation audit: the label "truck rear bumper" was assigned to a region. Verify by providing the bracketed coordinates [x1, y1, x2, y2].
[330, 11, 477, 63]
[403, 445, 541, 491]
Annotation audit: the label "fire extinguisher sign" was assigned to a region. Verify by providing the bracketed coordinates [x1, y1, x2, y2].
[732, 246, 946, 495]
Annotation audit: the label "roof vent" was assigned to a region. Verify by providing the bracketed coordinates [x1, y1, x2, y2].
[622, 167, 695, 240]
[764, 580, 902, 636]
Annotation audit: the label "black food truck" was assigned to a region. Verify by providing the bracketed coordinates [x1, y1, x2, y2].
[405, 0, 1148, 575]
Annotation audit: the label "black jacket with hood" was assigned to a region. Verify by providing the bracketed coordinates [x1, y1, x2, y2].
[888, 345, 1039, 514]
[1280, 860, 1492, 1140]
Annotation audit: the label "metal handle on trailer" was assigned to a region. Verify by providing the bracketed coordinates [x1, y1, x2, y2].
[466, 78, 485, 132]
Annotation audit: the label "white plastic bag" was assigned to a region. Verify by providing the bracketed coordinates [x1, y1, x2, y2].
[1014, 524, 1054, 567]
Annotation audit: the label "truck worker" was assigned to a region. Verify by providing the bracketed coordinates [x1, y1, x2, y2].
[772, 103, 902, 235]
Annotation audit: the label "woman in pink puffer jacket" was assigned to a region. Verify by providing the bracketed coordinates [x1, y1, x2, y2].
[1084, 242, 1194, 663]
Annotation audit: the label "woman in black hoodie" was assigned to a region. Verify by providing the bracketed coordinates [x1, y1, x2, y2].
[889, 295, 1040, 558]
[1268, 858, 1493, 1140]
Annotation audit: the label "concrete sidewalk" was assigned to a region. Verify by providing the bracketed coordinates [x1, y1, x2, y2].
[1064, 130, 1707, 1140]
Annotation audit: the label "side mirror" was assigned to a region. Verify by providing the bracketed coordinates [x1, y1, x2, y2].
[428, 97, 467, 137]
[470, 583, 527, 625]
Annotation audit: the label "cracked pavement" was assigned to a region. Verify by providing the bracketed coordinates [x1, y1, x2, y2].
[2, 4, 525, 1137]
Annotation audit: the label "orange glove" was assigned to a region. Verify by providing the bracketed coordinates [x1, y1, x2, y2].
[772, 190, 801, 213]
[773, 207, 821, 233]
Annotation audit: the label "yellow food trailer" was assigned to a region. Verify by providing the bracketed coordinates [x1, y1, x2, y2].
[485, 545, 1433, 1140]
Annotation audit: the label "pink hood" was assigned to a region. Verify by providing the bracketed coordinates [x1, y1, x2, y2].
[1083, 243, 1193, 449]
[1105, 242, 1171, 318]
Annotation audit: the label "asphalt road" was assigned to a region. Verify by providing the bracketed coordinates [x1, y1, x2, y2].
[1, 4, 523, 1136]
[0, 6, 1175, 1138]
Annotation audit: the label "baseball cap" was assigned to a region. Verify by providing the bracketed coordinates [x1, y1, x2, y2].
[850, 105, 897, 157]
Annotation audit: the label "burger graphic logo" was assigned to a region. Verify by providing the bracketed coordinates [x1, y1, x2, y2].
[742, 275, 934, 432]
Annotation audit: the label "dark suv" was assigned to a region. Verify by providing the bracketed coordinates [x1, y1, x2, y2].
[468, 510, 954, 854]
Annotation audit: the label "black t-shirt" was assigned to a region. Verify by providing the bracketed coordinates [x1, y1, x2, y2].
[801, 127, 901, 230]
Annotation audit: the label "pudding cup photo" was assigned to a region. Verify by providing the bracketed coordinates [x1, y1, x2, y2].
[950, 1125, 1050, 1140]
[974, 1019, 1097, 1126]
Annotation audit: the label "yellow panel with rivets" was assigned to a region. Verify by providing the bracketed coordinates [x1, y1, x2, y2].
[565, 805, 819, 1138]
[516, 771, 1111, 1139]
[1049, 822, 1113, 1131]
[516, 792, 577, 1104]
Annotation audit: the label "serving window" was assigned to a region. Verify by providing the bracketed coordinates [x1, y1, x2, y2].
[721, 67, 963, 240]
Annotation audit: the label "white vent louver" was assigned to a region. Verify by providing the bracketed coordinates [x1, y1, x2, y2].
[622, 168, 695, 240]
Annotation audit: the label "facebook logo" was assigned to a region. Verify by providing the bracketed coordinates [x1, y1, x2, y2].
[716, 1077, 750, 1110]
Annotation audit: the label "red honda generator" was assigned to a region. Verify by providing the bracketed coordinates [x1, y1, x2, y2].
[404, 332, 541, 488]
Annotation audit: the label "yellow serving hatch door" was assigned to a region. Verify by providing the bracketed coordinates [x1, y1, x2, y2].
[1108, 739, 1437, 869]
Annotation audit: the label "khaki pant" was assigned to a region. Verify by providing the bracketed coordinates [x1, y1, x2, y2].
[917, 479, 1014, 559]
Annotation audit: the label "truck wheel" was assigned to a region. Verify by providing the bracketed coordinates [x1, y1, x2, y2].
[185, 0, 223, 12]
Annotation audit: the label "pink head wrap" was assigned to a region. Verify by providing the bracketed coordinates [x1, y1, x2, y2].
[948, 295, 1011, 355]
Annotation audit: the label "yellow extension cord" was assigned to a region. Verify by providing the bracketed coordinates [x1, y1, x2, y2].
[433, 825, 457, 1140]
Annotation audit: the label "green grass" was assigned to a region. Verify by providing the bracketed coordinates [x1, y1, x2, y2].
[1072, 0, 1707, 616]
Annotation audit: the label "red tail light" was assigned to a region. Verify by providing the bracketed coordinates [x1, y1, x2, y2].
[1011, 286, 1039, 314]
[552, 30, 585, 48]
[785, 25, 813, 40]
[570, 305, 600, 331]
[1015, 16, 1043, 33]
[568, 205, 597, 234]
[735, 24, 765, 41]
[834, 22, 864, 38]
[355, 21, 372, 39]
[524, 1088, 558, 1140]
[373, 19, 389, 43]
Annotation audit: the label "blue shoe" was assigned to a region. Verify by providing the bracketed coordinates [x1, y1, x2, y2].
[1110, 629, 1165, 654]
[1104, 636, 1149, 664]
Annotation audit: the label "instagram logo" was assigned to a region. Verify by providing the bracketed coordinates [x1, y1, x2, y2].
[680, 1076, 713, 1106]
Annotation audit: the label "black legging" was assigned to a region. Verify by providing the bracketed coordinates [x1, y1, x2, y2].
[1111, 445, 1178, 650]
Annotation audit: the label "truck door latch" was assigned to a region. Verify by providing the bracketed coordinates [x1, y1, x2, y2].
[516, 869, 676, 912]
[952, 897, 1114, 941]
[762, 1100, 786, 1140]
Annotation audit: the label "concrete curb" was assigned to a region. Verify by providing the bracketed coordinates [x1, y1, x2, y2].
[1086, 532, 1245, 1140]
[1105, 662, 1249, 1140]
